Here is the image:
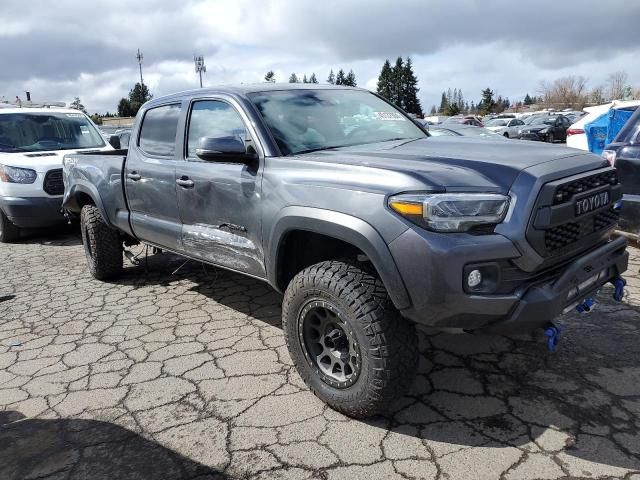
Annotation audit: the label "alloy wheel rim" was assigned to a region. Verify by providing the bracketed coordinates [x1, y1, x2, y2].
[298, 300, 361, 388]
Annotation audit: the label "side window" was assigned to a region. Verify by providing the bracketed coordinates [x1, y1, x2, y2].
[138, 104, 181, 157]
[187, 100, 247, 158]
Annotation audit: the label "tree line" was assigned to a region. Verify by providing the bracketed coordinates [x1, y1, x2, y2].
[264, 69, 357, 86]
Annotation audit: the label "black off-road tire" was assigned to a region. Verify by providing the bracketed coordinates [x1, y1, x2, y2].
[0, 210, 20, 243]
[282, 260, 418, 418]
[80, 205, 123, 280]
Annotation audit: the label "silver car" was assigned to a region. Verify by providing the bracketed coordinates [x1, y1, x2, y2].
[484, 117, 525, 138]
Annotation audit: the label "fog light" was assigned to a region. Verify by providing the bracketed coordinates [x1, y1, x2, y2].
[467, 269, 482, 288]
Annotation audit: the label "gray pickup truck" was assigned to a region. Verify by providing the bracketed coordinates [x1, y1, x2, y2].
[62, 84, 628, 417]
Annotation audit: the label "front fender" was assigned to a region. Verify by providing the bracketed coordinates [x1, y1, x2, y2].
[266, 206, 411, 310]
[63, 182, 111, 225]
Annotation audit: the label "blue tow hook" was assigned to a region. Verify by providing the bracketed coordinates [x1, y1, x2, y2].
[575, 297, 596, 313]
[611, 276, 626, 302]
[543, 323, 561, 352]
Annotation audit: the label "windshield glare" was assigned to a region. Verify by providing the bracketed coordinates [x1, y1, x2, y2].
[0, 112, 105, 152]
[248, 89, 426, 155]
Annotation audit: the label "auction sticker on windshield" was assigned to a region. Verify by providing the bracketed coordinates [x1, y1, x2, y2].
[374, 111, 406, 121]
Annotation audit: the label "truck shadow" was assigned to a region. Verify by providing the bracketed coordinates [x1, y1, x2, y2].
[0, 411, 228, 480]
[14, 224, 83, 247]
[113, 251, 640, 472]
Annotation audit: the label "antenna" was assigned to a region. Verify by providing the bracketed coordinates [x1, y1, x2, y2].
[136, 49, 144, 87]
[194, 55, 206, 88]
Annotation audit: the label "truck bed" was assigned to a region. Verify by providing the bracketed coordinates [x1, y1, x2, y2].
[62, 151, 133, 236]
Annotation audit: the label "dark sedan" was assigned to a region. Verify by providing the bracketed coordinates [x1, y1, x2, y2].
[602, 106, 640, 235]
[519, 115, 571, 143]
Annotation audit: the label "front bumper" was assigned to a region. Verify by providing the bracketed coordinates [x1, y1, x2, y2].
[0, 196, 65, 228]
[620, 194, 640, 235]
[520, 131, 547, 141]
[389, 228, 628, 333]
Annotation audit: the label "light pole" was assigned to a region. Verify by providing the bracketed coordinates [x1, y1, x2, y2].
[194, 55, 206, 88]
[136, 49, 144, 88]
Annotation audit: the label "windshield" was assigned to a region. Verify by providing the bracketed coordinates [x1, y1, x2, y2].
[485, 119, 507, 127]
[0, 112, 105, 152]
[248, 89, 426, 155]
[530, 116, 555, 126]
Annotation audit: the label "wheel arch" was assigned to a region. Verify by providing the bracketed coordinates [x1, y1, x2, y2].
[267, 206, 411, 310]
[64, 183, 112, 227]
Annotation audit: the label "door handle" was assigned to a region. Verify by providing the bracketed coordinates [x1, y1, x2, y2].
[127, 172, 141, 181]
[176, 177, 195, 188]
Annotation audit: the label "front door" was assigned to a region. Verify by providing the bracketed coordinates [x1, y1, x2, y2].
[176, 98, 265, 277]
[125, 103, 183, 250]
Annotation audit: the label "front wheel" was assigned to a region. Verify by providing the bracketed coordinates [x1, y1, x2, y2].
[80, 205, 123, 280]
[282, 261, 418, 418]
[0, 210, 20, 243]
[547, 132, 555, 143]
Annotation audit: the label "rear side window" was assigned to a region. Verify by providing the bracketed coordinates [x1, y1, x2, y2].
[138, 104, 181, 157]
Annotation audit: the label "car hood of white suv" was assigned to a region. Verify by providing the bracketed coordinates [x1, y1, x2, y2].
[0, 146, 112, 172]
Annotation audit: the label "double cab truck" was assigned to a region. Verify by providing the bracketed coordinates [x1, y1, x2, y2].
[0, 105, 111, 242]
[62, 84, 628, 417]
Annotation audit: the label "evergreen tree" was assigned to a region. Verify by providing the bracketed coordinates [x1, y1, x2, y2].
[480, 87, 495, 115]
[309, 73, 318, 84]
[523, 93, 532, 105]
[429, 105, 437, 115]
[327, 69, 335, 85]
[376, 59, 394, 101]
[288, 73, 299, 83]
[302, 74, 308, 83]
[116, 82, 152, 117]
[438, 92, 448, 113]
[264, 70, 276, 83]
[345, 69, 357, 87]
[70, 97, 86, 113]
[391, 57, 404, 107]
[401, 57, 422, 116]
[335, 69, 346, 85]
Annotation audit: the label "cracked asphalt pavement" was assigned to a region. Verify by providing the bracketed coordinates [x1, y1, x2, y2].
[1, 229, 639, 480]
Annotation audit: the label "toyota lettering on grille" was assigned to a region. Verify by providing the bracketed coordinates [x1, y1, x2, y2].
[575, 191, 610, 216]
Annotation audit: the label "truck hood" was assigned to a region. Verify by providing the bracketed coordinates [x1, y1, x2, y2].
[296, 137, 599, 192]
[0, 146, 111, 172]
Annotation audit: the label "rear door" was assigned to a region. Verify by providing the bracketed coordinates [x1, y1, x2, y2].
[125, 103, 184, 249]
[175, 97, 266, 277]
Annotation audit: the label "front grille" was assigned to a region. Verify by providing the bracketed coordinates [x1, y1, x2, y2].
[552, 170, 618, 205]
[526, 168, 622, 258]
[43, 169, 64, 195]
[544, 209, 619, 253]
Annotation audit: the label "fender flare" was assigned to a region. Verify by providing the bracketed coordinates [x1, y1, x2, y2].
[63, 182, 112, 228]
[266, 206, 411, 310]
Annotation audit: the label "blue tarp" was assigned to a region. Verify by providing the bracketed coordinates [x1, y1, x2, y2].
[585, 108, 634, 155]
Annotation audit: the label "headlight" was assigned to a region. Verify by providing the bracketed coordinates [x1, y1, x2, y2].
[538, 128, 549, 134]
[388, 193, 510, 232]
[0, 164, 38, 184]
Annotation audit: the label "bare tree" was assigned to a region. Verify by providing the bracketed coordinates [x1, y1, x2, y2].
[589, 85, 606, 105]
[538, 76, 588, 109]
[607, 71, 628, 100]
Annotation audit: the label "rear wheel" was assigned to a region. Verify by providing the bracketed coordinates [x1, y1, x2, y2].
[282, 260, 418, 418]
[80, 205, 123, 280]
[0, 210, 20, 243]
[503, 132, 509, 138]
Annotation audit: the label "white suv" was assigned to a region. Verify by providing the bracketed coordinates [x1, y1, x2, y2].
[0, 106, 112, 242]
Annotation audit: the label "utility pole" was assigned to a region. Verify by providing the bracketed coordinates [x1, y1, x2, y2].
[136, 49, 144, 88]
[194, 55, 206, 88]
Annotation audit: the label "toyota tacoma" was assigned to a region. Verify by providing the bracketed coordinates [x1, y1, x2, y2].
[62, 84, 629, 417]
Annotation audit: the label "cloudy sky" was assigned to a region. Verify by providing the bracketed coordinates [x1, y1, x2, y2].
[1, 0, 639, 113]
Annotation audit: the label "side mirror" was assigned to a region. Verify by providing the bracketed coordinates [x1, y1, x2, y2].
[195, 136, 256, 162]
[108, 134, 121, 149]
